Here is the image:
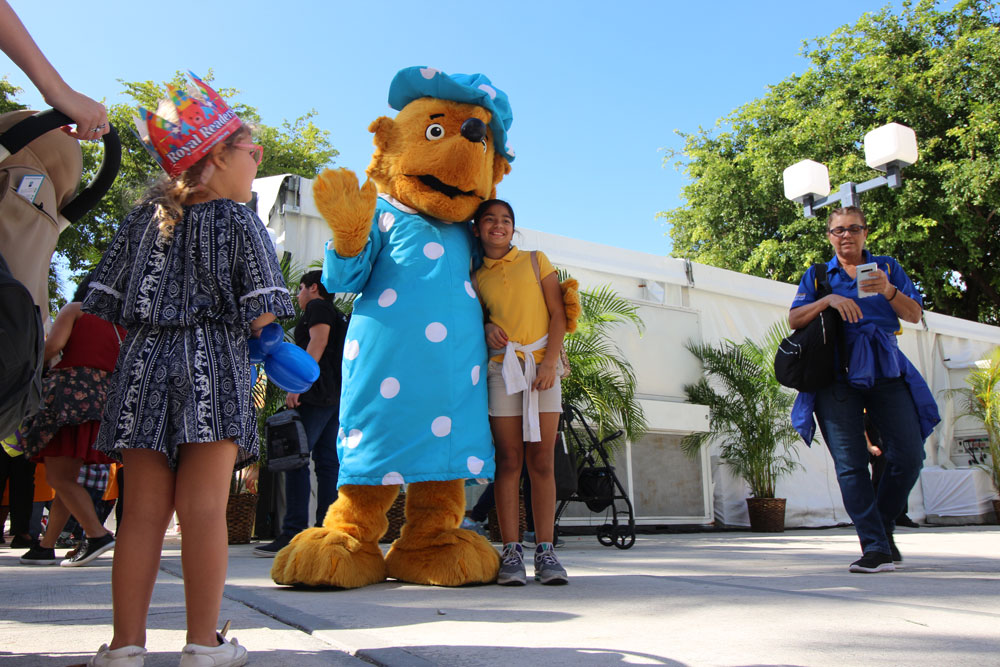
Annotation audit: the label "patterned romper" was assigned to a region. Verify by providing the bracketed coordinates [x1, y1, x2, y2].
[83, 199, 295, 470]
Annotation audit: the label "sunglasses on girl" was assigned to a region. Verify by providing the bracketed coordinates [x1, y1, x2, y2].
[234, 142, 263, 166]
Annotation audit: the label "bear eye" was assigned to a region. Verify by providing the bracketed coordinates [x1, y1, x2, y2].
[425, 124, 445, 141]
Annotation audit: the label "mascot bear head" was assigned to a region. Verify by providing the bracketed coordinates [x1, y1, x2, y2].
[366, 67, 514, 223]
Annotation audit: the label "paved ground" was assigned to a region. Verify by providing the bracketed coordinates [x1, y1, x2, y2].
[2, 525, 998, 666]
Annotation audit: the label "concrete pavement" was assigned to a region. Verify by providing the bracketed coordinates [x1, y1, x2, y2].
[2, 525, 999, 666]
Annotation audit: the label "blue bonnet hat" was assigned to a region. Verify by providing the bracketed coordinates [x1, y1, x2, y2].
[387, 66, 515, 162]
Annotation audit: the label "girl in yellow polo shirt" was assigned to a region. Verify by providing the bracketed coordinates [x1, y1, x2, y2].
[472, 199, 568, 586]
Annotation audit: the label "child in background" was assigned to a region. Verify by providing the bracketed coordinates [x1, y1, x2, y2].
[81, 73, 294, 666]
[19, 275, 125, 567]
[472, 199, 569, 586]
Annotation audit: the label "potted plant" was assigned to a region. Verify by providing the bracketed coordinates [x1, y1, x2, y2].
[947, 346, 1000, 521]
[680, 323, 800, 532]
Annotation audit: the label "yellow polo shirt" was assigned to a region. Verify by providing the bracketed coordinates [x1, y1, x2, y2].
[475, 246, 555, 363]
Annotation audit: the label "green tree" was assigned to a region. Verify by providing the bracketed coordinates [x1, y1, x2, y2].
[0, 76, 25, 114]
[560, 274, 647, 447]
[662, 0, 1000, 323]
[62, 71, 338, 281]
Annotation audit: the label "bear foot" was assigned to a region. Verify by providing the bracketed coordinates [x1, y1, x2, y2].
[271, 526, 387, 588]
[385, 527, 500, 586]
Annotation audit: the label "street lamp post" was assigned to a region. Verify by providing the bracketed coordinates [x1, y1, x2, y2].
[782, 122, 919, 218]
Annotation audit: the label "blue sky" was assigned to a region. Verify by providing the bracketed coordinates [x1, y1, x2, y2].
[4, 0, 907, 257]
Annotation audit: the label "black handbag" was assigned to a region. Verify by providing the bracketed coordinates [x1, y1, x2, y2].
[264, 409, 309, 472]
[774, 263, 845, 391]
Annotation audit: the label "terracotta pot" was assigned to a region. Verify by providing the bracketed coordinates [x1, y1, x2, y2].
[746, 497, 786, 533]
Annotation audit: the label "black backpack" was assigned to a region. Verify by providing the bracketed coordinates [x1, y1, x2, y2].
[0, 250, 43, 439]
[774, 264, 846, 392]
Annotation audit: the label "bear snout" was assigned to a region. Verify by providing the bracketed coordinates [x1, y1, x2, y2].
[460, 118, 487, 143]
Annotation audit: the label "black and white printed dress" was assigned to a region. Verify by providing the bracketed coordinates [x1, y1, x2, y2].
[82, 199, 295, 470]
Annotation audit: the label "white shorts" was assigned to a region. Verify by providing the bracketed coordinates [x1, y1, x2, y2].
[486, 358, 563, 417]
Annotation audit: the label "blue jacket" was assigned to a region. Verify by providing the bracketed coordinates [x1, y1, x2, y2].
[791, 322, 940, 444]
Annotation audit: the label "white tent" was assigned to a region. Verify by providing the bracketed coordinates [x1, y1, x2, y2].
[253, 174, 1000, 528]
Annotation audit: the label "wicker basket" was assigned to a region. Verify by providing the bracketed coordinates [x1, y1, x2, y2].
[380, 491, 407, 543]
[746, 497, 786, 533]
[226, 492, 258, 544]
[487, 495, 526, 543]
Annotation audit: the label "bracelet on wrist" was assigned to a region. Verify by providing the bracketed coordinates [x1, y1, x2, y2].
[887, 286, 898, 302]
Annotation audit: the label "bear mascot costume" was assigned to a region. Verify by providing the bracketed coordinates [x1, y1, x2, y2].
[271, 66, 514, 588]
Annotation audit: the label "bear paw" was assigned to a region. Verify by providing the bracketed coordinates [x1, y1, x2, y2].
[312, 168, 377, 258]
[385, 527, 500, 586]
[271, 526, 387, 588]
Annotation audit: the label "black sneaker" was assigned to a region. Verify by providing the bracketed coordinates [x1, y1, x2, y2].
[888, 534, 903, 565]
[60, 532, 114, 567]
[252, 537, 290, 558]
[849, 551, 895, 573]
[20, 543, 58, 565]
[896, 514, 919, 528]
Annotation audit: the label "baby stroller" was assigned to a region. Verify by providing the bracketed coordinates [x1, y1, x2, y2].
[0, 109, 120, 437]
[554, 403, 636, 549]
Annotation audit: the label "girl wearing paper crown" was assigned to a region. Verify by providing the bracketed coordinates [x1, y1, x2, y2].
[81, 72, 294, 667]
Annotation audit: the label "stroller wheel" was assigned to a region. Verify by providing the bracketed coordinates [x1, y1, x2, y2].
[614, 525, 635, 550]
[597, 524, 615, 547]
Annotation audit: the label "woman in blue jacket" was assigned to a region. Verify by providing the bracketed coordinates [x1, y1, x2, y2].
[789, 206, 938, 574]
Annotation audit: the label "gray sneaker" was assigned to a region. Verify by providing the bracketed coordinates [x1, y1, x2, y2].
[534, 544, 568, 585]
[496, 543, 526, 586]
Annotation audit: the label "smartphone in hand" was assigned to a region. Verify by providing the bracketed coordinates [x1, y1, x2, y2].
[857, 262, 878, 298]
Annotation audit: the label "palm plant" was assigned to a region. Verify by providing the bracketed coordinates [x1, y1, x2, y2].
[946, 346, 1000, 494]
[680, 321, 800, 499]
[559, 271, 647, 448]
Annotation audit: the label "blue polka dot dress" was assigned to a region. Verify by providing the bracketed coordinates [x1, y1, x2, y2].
[322, 195, 494, 486]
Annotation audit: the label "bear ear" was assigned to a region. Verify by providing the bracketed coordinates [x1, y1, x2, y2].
[491, 151, 511, 186]
[369, 116, 396, 152]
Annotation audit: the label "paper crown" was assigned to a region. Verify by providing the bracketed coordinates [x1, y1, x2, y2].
[133, 71, 242, 177]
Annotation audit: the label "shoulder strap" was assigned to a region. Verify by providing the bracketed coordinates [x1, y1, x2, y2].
[811, 262, 849, 376]
[813, 263, 831, 297]
[530, 250, 542, 287]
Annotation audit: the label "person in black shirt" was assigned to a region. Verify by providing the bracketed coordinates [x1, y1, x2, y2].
[254, 271, 348, 557]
